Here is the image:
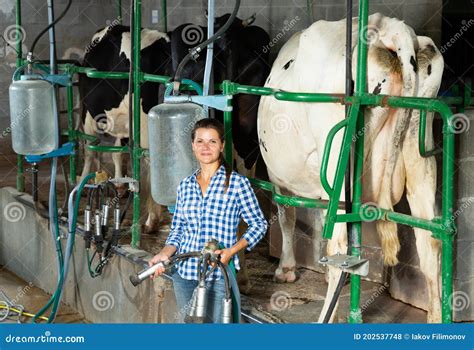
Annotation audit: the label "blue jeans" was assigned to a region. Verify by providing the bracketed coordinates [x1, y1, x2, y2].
[171, 271, 226, 323]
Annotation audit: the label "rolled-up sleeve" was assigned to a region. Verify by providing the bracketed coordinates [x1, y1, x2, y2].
[237, 176, 268, 251]
[165, 182, 185, 250]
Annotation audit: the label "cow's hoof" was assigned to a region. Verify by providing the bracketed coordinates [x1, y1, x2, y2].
[273, 266, 297, 283]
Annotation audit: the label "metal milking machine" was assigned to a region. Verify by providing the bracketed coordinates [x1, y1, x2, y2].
[129, 239, 241, 324]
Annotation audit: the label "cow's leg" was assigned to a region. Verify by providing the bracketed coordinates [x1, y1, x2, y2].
[274, 203, 297, 283]
[140, 158, 162, 234]
[317, 219, 347, 323]
[80, 112, 96, 181]
[143, 196, 162, 234]
[111, 137, 127, 197]
[403, 122, 441, 323]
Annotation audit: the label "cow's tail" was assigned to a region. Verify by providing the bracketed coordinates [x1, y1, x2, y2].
[371, 15, 419, 266]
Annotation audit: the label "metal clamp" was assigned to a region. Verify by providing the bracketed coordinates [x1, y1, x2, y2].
[25, 142, 76, 163]
[319, 253, 369, 277]
[108, 177, 140, 192]
[164, 94, 233, 112]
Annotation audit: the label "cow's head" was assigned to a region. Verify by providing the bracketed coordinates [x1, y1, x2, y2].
[212, 13, 255, 52]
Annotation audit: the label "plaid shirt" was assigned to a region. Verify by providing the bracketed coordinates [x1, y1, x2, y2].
[165, 165, 268, 281]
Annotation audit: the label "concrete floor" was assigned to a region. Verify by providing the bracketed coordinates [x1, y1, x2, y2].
[0, 267, 88, 324]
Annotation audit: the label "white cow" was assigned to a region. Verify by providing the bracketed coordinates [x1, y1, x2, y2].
[258, 13, 444, 322]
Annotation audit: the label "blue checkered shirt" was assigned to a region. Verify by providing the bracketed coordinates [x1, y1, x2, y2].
[165, 165, 268, 281]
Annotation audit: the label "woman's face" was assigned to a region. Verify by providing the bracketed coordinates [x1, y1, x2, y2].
[192, 127, 224, 165]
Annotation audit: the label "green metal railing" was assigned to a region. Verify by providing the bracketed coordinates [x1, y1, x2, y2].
[13, 0, 473, 323]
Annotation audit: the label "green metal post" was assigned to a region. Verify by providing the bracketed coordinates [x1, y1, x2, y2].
[116, 0, 122, 23]
[67, 83, 76, 185]
[306, 0, 314, 23]
[441, 112, 455, 324]
[15, 0, 24, 192]
[348, 0, 369, 324]
[349, 109, 365, 324]
[131, 0, 142, 248]
[222, 80, 233, 167]
[161, 0, 167, 32]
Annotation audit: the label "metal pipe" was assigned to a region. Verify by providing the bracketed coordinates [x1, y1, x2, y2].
[441, 109, 456, 324]
[203, 0, 215, 116]
[306, 0, 314, 24]
[115, 0, 122, 23]
[321, 104, 360, 240]
[161, 0, 167, 32]
[86, 145, 129, 153]
[222, 80, 233, 166]
[67, 84, 76, 184]
[418, 109, 441, 157]
[131, 0, 142, 248]
[15, 0, 24, 192]
[347, 0, 364, 323]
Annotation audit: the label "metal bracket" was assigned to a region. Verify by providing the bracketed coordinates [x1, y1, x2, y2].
[109, 177, 140, 192]
[164, 94, 233, 112]
[25, 142, 76, 163]
[43, 74, 71, 87]
[319, 253, 369, 277]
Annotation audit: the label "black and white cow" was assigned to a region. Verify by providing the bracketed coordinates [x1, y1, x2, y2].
[258, 13, 444, 322]
[170, 13, 270, 174]
[79, 24, 171, 232]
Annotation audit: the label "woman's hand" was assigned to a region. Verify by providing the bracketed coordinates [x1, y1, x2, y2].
[214, 247, 235, 265]
[148, 252, 170, 278]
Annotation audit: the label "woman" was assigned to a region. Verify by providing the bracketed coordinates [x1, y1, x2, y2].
[149, 118, 268, 323]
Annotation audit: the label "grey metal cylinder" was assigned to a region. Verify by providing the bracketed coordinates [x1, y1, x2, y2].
[195, 283, 208, 319]
[9, 78, 57, 155]
[147, 102, 206, 206]
[222, 297, 233, 323]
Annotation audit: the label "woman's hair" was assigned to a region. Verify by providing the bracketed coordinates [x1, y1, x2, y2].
[191, 118, 232, 193]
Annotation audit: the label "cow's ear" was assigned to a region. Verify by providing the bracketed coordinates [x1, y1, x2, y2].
[242, 13, 256, 27]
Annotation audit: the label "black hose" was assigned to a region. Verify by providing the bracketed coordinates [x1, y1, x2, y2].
[87, 187, 95, 207]
[322, 272, 348, 323]
[216, 261, 231, 299]
[29, 0, 72, 59]
[172, 0, 241, 88]
[119, 190, 133, 225]
[322, 0, 354, 323]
